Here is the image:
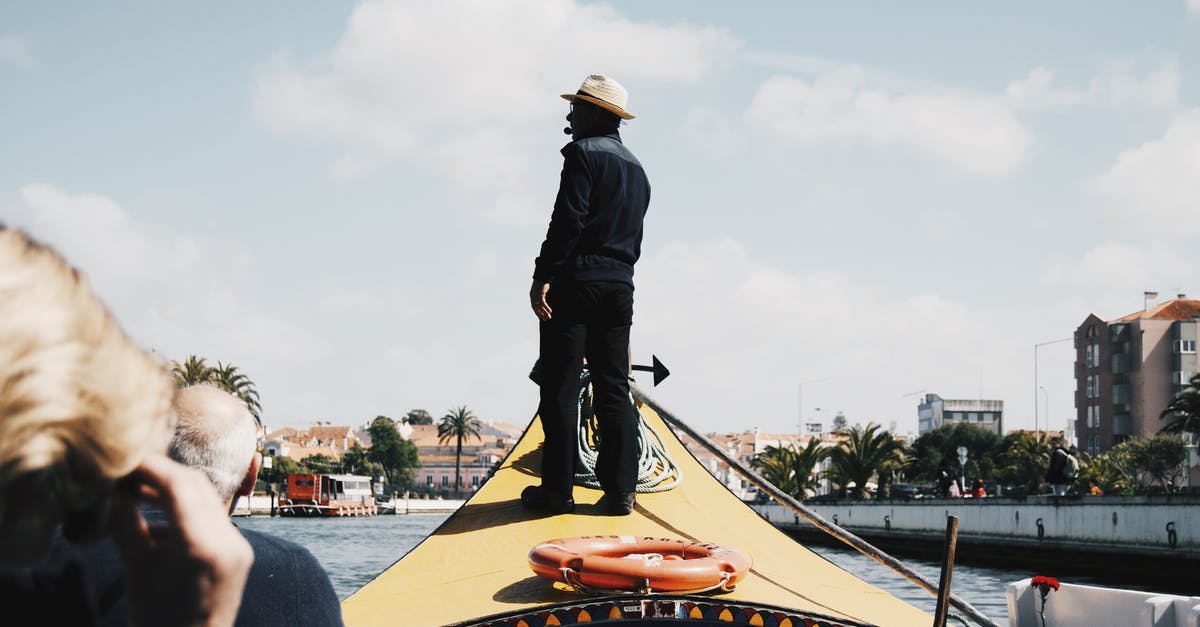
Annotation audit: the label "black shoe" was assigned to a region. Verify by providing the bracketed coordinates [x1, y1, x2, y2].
[599, 491, 636, 516]
[520, 485, 575, 514]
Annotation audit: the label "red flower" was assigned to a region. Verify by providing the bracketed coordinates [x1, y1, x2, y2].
[1031, 575, 1060, 592]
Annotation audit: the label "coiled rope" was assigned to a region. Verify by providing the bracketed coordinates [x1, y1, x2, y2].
[572, 371, 681, 493]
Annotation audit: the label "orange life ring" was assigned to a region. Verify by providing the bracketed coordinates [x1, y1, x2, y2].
[528, 535, 751, 593]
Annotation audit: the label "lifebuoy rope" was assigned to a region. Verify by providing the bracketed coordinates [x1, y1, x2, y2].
[558, 566, 736, 596]
[572, 370, 682, 493]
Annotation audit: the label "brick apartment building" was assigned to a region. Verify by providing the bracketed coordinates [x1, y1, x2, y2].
[1074, 293, 1199, 464]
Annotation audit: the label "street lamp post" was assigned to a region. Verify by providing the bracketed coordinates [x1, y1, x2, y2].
[1039, 386, 1049, 437]
[1034, 337, 1072, 441]
[798, 378, 829, 436]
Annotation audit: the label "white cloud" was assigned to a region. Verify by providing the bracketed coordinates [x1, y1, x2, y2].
[1098, 56, 1180, 112]
[1044, 242, 1197, 293]
[1005, 67, 1092, 110]
[0, 35, 33, 68]
[5, 184, 327, 423]
[11, 183, 201, 296]
[631, 239, 1041, 435]
[1088, 110, 1200, 234]
[745, 69, 1031, 176]
[1006, 57, 1180, 112]
[253, 0, 739, 219]
[1188, 0, 1200, 16]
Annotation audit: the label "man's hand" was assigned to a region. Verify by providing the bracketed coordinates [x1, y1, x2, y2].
[530, 281, 552, 321]
[110, 454, 253, 627]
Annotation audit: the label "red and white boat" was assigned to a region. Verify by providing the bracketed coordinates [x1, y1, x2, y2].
[278, 473, 378, 517]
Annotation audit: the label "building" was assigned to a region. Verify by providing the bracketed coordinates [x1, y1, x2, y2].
[400, 421, 520, 493]
[916, 394, 1004, 435]
[678, 429, 840, 499]
[1074, 293, 1200, 458]
[262, 424, 365, 462]
[263, 418, 523, 493]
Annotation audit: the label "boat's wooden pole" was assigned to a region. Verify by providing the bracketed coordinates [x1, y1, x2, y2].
[932, 515, 960, 627]
[634, 387, 1000, 627]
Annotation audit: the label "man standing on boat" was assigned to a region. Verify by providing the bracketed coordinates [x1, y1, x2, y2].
[524, 74, 651, 517]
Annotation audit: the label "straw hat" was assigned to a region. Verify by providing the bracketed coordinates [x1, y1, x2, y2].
[561, 74, 635, 120]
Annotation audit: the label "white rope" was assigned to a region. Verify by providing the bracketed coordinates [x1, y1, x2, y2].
[573, 371, 681, 493]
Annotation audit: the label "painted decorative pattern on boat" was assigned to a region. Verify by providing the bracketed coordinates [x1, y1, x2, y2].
[454, 598, 871, 627]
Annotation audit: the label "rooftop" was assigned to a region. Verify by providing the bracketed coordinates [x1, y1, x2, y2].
[1115, 297, 1200, 323]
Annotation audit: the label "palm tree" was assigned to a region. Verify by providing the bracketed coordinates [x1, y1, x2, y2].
[995, 431, 1051, 495]
[170, 354, 214, 386]
[211, 361, 262, 426]
[438, 406, 482, 493]
[169, 355, 262, 426]
[1160, 372, 1200, 448]
[829, 423, 902, 499]
[750, 438, 829, 499]
[750, 445, 799, 496]
[792, 437, 829, 497]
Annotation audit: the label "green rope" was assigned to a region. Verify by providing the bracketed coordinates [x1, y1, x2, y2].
[572, 371, 682, 493]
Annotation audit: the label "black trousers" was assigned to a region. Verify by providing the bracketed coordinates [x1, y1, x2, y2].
[538, 280, 639, 496]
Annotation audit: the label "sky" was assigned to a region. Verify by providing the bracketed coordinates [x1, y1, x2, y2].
[3, 2, 1198, 438]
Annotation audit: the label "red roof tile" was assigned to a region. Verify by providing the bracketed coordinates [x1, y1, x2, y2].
[1115, 298, 1200, 322]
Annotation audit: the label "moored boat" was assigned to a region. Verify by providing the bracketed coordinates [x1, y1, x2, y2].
[341, 385, 987, 626]
[1007, 577, 1200, 626]
[279, 472, 379, 517]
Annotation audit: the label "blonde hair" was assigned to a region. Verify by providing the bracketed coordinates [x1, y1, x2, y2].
[0, 227, 175, 564]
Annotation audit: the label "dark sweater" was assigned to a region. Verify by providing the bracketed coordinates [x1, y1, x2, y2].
[533, 132, 651, 287]
[0, 526, 343, 627]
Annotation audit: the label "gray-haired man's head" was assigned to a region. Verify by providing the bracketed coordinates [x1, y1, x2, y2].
[168, 385, 259, 507]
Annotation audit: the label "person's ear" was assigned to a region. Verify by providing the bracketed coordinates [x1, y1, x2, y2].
[237, 454, 261, 497]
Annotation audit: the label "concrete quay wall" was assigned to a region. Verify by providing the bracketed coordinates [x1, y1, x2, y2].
[754, 496, 1200, 557]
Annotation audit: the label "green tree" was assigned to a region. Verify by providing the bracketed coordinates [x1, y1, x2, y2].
[829, 423, 903, 499]
[211, 361, 263, 426]
[1161, 372, 1200, 448]
[908, 423, 1002, 484]
[261, 455, 309, 485]
[342, 443, 380, 477]
[749, 440, 829, 499]
[1124, 435, 1189, 493]
[301, 453, 338, 474]
[405, 409, 434, 425]
[994, 431, 1051, 495]
[792, 437, 830, 496]
[750, 445, 798, 496]
[438, 406, 483, 493]
[367, 416, 419, 491]
[1078, 450, 1123, 494]
[831, 412, 848, 433]
[171, 354, 214, 385]
[170, 355, 262, 425]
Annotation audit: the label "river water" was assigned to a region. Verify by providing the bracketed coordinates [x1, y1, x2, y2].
[236, 513, 1168, 625]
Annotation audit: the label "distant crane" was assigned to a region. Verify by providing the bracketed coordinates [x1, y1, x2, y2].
[901, 389, 926, 401]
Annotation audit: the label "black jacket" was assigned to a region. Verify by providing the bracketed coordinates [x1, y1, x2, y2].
[533, 132, 650, 287]
[0, 525, 344, 627]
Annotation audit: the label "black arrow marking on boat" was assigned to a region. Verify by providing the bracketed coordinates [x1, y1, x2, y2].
[631, 355, 670, 386]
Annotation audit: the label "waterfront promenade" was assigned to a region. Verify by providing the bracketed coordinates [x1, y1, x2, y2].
[755, 495, 1200, 593]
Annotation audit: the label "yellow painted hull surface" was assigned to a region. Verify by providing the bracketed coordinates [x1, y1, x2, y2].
[342, 395, 932, 626]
